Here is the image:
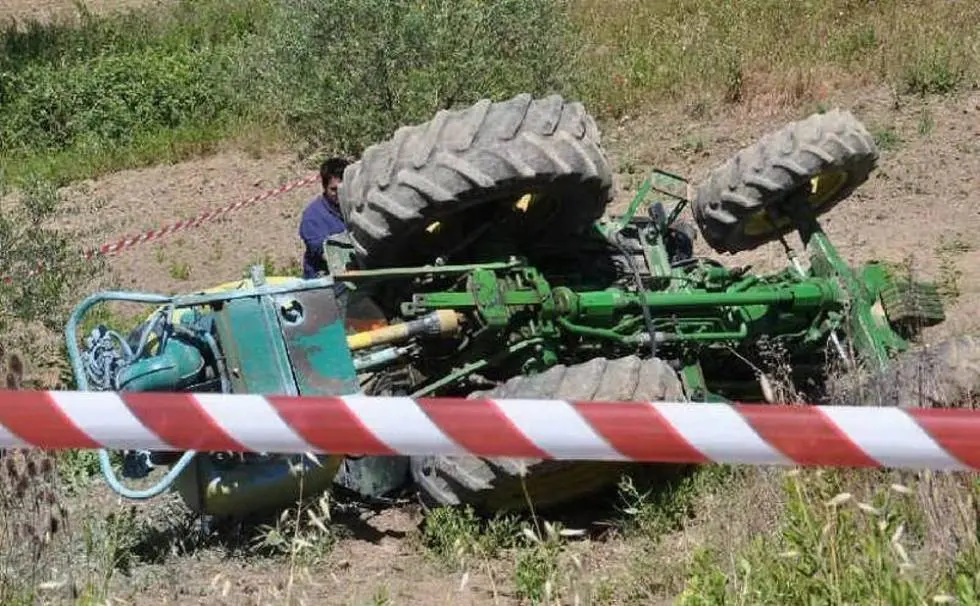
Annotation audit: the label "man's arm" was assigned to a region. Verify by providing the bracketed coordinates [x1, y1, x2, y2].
[299, 213, 326, 257]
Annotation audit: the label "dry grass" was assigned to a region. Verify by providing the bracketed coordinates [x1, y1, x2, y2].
[662, 330, 980, 604]
[0, 348, 69, 605]
[570, 0, 980, 118]
[0, 449, 69, 605]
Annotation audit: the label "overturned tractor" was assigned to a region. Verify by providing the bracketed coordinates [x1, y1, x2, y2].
[67, 93, 973, 519]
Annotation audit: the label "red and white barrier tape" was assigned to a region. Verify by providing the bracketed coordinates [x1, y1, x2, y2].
[83, 173, 319, 260]
[0, 390, 977, 471]
[1, 173, 319, 284]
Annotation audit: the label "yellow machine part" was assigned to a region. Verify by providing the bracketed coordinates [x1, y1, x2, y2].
[174, 453, 342, 517]
[743, 171, 850, 237]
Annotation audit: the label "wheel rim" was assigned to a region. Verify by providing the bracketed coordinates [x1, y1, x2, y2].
[742, 170, 850, 237]
[398, 190, 565, 265]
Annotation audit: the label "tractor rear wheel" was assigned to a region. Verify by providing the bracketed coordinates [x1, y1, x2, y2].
[410, 355, 687, 514]
[337, 93, 613, 269]
[692, 109, 878, 254]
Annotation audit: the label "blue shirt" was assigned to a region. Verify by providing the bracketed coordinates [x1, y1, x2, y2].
[299, 194, 347, 279]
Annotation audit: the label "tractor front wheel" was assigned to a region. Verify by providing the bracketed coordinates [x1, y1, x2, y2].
[410, 355, 687, 514]
[692, 109, 879, 254]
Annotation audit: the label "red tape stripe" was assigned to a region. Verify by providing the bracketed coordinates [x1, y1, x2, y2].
[907, 408, 980, 468]
[4, 174, 318, 283]
[418, 398, 549, 458]
[572, 401, 710, 463]
[0, 391, 100, 449]
[121, 393, 247, 452]
[268, 396, 396, 456]
[737, 404, 880, 467]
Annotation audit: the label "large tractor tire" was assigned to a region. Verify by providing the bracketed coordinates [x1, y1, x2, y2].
[692, 109, 878, 254]
[338, 93, 614, 268]
[845, 335, 980, 409]
[410, 355, 687, 514]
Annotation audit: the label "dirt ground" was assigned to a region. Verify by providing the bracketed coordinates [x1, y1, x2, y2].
[35, 84, 980, 605]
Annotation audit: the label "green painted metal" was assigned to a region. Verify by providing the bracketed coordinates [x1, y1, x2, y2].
[65, 272, 355, 517]
[338, 260, 520, 281]
[805, 229, 910, 370]
[115, 335, 207, 392]
[469, 267, 512, 329]
[278, 288, 359, 396]
[410, 338, 545, 397]
[872, 263, 945, 336]
[213, 295, 299, 395]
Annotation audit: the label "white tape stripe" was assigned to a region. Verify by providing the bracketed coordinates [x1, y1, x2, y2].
[817, 406, 969, 471]
[49, 392, 173, 451]
[0, 425, 30, 449]
[193, 394, 315, 453]
[493, 399, 627, 461]
[341, 396, 471, 456]
[652, 403, 794, 466]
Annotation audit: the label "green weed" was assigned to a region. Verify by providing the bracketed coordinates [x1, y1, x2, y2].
[872, 125, 903, 152]
[259, 253, 302, 278]
[917, 108, 935, 136]
[249, 493, 338, 566]
[167, 261, 191, 281]
[76, 506, 144, 602]
[370, 586, 391, 605]
[935, 234, 973, 303]
[514, 522, 568, 604]
[420, 505, 521, 571]
[617, 466, 739, 543]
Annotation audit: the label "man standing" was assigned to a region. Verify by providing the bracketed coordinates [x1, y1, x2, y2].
[299, 157, 350, 279]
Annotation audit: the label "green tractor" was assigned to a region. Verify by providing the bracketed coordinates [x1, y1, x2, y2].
[66, 93, 976, 519]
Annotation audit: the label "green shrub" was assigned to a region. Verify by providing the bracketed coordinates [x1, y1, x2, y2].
[2, 0, 979, 184]
[0, 176, 99, 338]
[0, 47, 242, 155]
[0, 0, 271, 182]
[245, 0, 576, 155]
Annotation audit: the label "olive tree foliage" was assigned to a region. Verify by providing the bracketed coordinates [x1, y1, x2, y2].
[245, 0, 578, 156]
[0, 175, 101, 388]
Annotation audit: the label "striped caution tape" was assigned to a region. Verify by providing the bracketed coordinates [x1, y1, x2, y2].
[1, 173, 319, 284]
[0, 390, 977, 471]
[85, 173, 320, 259]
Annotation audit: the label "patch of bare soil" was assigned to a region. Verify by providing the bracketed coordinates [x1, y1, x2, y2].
[47, 85, 980, 604]
[59, 148, 319, 296]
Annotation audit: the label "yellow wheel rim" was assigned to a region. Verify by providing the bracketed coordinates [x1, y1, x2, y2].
[743, 170, 850, 237]
[514, 193, 533, 212]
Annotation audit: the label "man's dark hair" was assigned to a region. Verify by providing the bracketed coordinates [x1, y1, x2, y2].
[320, 157, 350, 189]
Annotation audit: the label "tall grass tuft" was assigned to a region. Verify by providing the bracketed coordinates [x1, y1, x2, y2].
[569, 0, 980, 118]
